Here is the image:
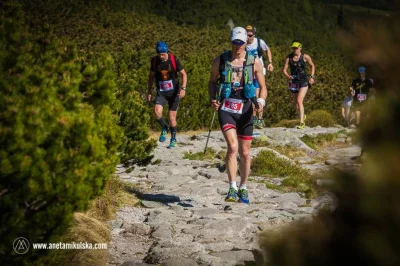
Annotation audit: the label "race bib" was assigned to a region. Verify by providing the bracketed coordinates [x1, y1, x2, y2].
[159, 80, 174, 92]
[357, 93, 367, 101]
[289, 82, 299, 93]
[221, 98, 244, 114]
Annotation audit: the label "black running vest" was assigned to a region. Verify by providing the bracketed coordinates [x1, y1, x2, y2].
[288, 53, 307, 82]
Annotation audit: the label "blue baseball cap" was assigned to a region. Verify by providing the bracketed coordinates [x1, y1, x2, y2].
[156, 41, 168, 53]
[358, 66, 366, 73]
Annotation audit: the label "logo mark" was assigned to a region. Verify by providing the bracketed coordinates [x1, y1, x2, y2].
[13, 237, 30, 254]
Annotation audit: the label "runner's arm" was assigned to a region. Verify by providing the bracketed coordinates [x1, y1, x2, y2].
[178, 69, 187, 98]
[305, 54, 315, 77]
[282, 57, 292, 79]
[208, 56, 221, 110]
[179, 69, 187, 89]
[254, 58, 267, 105]
[147, 71, 155, 95]
[261, 40, 273, 71]
[147, 71, 155, 102]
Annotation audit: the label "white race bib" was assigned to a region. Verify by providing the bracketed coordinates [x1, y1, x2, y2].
[159, 80, 174, 92]
[289, 82, 299, 93]
[357, 93, 367, 101]
[221, 98, 244, 114]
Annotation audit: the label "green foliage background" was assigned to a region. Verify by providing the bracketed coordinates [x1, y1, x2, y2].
[8, 0, 373, 130]
[0, 0, 392, 264]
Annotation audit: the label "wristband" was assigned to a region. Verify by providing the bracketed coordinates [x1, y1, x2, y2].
[309, 75, 315, 79]
[256, 98, 266, 108]
[181, 87, 186, 91]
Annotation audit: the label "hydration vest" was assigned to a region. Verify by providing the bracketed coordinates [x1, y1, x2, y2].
[218, 51, 257, 100]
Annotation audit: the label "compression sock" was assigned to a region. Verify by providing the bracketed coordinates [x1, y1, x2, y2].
[170, 126, 177, 140]
[156, 118, 168, 129]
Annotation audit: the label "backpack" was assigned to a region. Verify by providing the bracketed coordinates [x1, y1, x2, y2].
[218, 51, 257, 101]
[151, 53, 177, 73]
[256, 37, 266, 65]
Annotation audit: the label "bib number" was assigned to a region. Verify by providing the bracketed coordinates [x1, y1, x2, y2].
[357, 93, 367, 101]
[289, 82, 299, 93]
[221, 98, 244, 114]
[159, 80, 174, 92]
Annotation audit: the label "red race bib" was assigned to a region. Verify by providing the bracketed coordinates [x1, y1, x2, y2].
[221, 98, 244, 114]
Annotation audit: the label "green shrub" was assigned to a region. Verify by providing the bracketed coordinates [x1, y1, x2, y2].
[0, 18, 122, 264]
[306, 109, 336, 127]
[251, 150, 317, 198]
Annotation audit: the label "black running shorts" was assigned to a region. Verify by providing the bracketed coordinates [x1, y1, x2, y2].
[218, 98, 253, 140]
[289, 81, 310, 94]
[155, 93, 180, 111]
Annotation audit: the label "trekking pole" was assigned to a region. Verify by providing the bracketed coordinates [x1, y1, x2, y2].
[204, 83, 222, 154]
[204, 110, 216, 154]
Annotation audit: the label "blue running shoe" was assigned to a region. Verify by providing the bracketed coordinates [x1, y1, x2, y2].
[168, 138, 177, 149]
[238, 188, 250, 204]
[225, 187, 238, 202]
[159, 128, 168, 142]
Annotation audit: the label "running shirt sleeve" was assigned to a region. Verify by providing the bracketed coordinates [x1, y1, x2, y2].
[260, 39, 269, 51]
[175, 57, 184, 72]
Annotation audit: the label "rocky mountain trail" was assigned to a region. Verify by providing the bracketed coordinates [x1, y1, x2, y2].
[108, 126, 361, 266]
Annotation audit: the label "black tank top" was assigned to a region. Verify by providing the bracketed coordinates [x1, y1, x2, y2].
[288, 53, 307, 82]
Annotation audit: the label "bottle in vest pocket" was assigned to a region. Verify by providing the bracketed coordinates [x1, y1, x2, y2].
[244, 68, 257, 99]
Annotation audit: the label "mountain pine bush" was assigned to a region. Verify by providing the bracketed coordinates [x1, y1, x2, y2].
[0, 17, 123, 264]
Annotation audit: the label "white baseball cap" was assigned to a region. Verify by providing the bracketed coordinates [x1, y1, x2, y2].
[230, 27, 247, 42]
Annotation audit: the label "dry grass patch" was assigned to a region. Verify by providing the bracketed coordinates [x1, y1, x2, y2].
[300, 133, 338, 150]
[273, 145, 307, 159]
[183, 147, 217, 161]
[37, 175, 137, 266]
[272, 119, 299, 128]
[252, 136, 270, 147]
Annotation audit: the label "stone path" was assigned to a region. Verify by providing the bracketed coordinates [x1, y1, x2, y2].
[108, 126, 361, 266]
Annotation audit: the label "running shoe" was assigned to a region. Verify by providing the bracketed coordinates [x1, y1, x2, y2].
[225, 187, 238, 202]
[159, 127, 168, 142]
[238, 188, 250, 204]
[168, 138, 177, 148]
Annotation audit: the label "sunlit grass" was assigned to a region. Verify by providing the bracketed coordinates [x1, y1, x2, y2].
[251, 150, 317, 198]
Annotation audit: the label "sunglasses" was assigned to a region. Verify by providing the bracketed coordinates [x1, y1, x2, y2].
[247, 34, 254, 37]
[232, 39, 245, 46]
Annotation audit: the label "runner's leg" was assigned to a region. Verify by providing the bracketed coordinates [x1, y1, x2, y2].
[297, 86, 308, 124]
[223, 129, 239, 183]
